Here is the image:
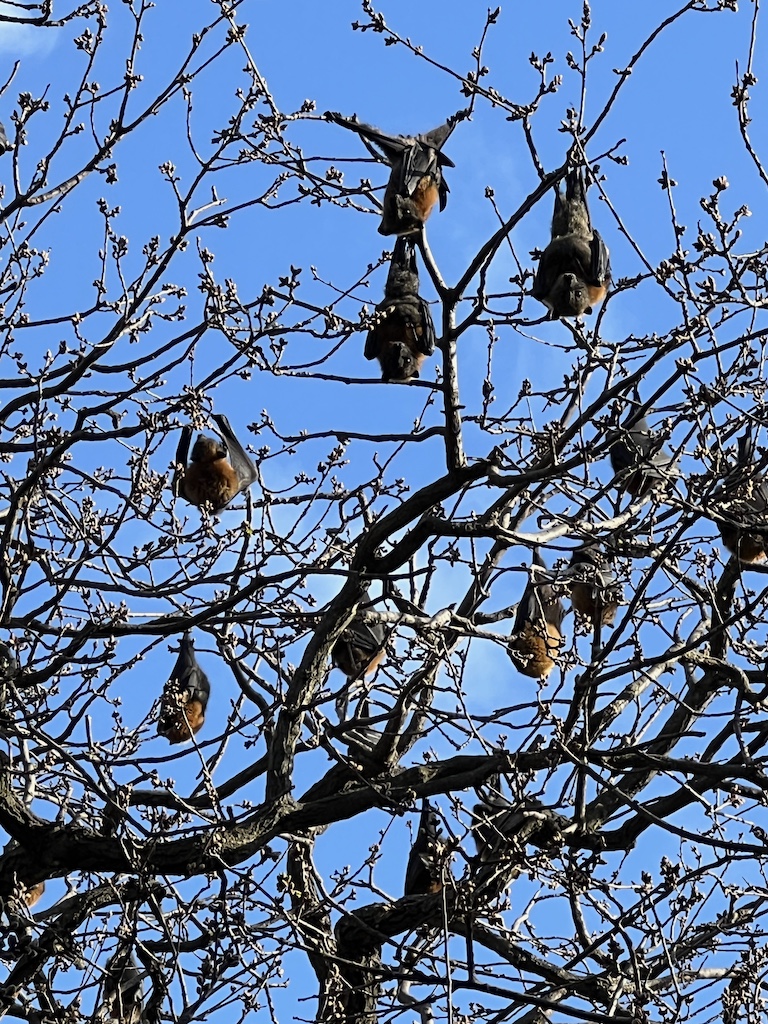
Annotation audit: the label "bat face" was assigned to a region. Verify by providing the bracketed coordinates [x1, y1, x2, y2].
[377, 338, 426, 382]
[190, 434, 226, 463]
[547, 271, 593, 317]
[534, 239, 609, 317]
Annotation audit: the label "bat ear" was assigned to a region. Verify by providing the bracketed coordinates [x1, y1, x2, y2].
[584, 305, 593, 315]
[412, 369, 420, 379]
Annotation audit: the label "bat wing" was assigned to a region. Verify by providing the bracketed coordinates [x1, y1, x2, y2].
[416, 297, 436, 356]
[324, 111, 408, 165]
[611, 417, 675, 485]
[404, 801, 442, 896]
[418, 115, 462, 154]
[438, 174, 450, 212]
[418, 113, 465, 211]
[589, 229, 611, 286]
[635, 423, 674, 476]
[392, 141, 433, 199]
[512, 577, 540, 634]
[342, 615, 385, 654]
[569, 545, 617, 584]
[730, 476, 768, 520]
[609, 417, 652, 472]
[173, 426, 193, 499]
[473, 797, 520, 858]
[513, 553, 564, 633]
[568, 546, 621, 609]
[212, 414, 257, 493]
[531, 253, 554, 301]
[364, 326, 381, 361]
[726, 431, 768, 515]
[336, 695, 381, 752]
[171, 633, 211, 708]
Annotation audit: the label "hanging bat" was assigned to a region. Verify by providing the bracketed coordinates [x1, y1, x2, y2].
[325, 110, 465, 236]
[0, 122, 11, 157]
[331, 589, 386, 680]
[568, 543, 621, 625]
[404, 800, 446, 896]
[532, 166, 611, 318]
[365, 238, 436, 381]
[609, 397, 676, 496]
[508, 551, 564, 679]
[97, 949, 144, 1024]
[158, 632, 211, 744]
[718, 430, 768, 563]
[174, 413, 257, 511]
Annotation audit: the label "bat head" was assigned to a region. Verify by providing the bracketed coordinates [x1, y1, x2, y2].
[380, 342, 420, 382]
[548, 272, 592, 317]
[190, 434, 227, 464]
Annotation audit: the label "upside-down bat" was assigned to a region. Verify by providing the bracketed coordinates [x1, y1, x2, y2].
[157, 632, 211, 745]
[174, 413, 257, 512]
[325, 110, 465, 236]
[508, 551, 564, 679]
[365, 237, 436, 382]
[532, 166, 611, 318]
[404, 800, 446, 896]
